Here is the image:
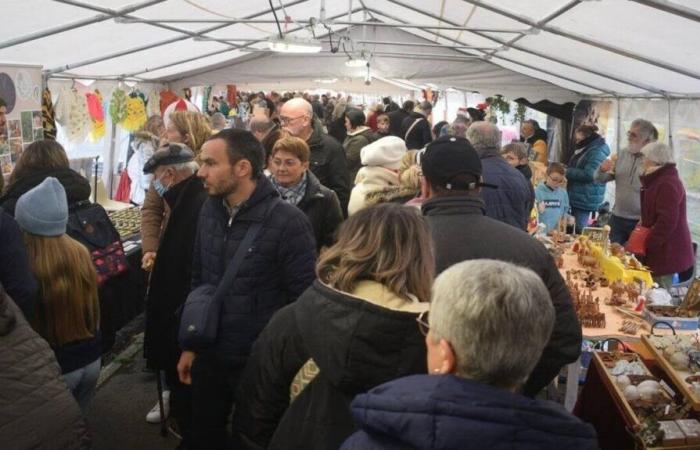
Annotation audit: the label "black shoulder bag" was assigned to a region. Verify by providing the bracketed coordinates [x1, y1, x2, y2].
[178, 198, 280, 349]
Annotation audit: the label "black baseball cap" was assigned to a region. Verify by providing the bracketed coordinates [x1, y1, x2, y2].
[143, 142, 195, 174]
[421, 136, 497, 190]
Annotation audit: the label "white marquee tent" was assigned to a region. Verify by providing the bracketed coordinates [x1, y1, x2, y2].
[1, 0, 699, 99]
[1, 0, 700, 240]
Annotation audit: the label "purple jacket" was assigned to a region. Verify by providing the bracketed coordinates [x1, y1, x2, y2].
[640, 164, 694, 276]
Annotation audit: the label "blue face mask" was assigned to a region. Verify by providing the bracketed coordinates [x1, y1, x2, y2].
[153, 178, 168, 197]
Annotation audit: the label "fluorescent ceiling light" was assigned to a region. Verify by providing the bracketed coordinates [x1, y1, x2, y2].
[313, 78, 338, 84]
[345, 58, 368, 67]
[268, 36, 322, 53]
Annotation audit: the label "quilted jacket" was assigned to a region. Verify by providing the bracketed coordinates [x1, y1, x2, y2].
[0, 290, 88, 450]
[188, 176, 316, 367]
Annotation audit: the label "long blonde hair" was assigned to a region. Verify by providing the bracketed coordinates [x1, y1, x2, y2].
[24, 234, 100, 345]
[317, 203, 434, 302]
[169, 111, 212, 154]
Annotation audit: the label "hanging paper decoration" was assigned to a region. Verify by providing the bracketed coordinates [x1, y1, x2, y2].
[122, 96, 147, 132]
[55, 87, 91, 143]
[42, 88, 57, 140]
[109, 88, 128, 124]
[146, 89, 160, 118]
[160, 90, 179, 115]
[162, 98, 200, 128]
[85, 90, 105, 142]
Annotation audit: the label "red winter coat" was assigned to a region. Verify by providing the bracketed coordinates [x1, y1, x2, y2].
[640, 164, 694, 276]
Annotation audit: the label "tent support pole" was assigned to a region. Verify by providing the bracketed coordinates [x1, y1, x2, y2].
[44, 0, 310, 75]
[667, 96, 673, 149]
[481, 0, 580, 57]
[0, 0, 165, 50]
[108, 119, 118, 201]
[54, 0, 264, 50]
[629, 0, 700, 24]
[458, 0, 700, 81]
[615, 96, 621, 155]
[372, 2, 663, 95]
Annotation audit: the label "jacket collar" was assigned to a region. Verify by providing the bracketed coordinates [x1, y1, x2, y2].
[347, 126, 370, 137]
[344, 280, 427, 313]
[640, 163, 677, 187]
[476, 146, 501, 159]
[422, 194, 486, 217]
[299, 170, 325, 204]
[210, 175, 279, 222]
[306, 118, 326, 149]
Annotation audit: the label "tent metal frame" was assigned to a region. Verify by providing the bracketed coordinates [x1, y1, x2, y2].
[43, 0, 310, 75]
[26, 0, 699, 99]
[126, 6, 366, 80]
[54, 0, 247, 49]
[0, 0, 166, 50]
[459, 0, 700, 82]
[363, 7, 616, 96]
[116, 16, 529, 34]
[378, 0, 669, 96]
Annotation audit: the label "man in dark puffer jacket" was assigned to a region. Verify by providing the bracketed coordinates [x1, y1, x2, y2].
[177, 129, 316, 450]
[419, 137, 581, 397]
[0, 287, 89, 450]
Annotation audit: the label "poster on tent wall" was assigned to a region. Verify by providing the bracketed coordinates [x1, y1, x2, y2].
[0, 63, 43, 177]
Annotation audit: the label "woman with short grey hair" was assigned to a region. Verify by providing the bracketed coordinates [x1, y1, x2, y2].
[342, 259, 599, 450]
[638, 142, 694, 287]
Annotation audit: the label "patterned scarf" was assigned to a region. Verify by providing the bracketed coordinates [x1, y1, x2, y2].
[270, 172, 307, 206]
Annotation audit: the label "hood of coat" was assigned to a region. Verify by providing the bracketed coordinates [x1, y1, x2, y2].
[293, 280, 428, 394]
[354, 166, 400, 188]
[0, 290, 17, 337]
[1, 168, 91, 213]
[364, 185, 418, 206]
[349, 374, 598, 449]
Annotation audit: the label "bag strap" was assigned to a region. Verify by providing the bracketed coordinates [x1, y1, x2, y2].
[404, 117, 424, 141]
[212, 197, 280, 303]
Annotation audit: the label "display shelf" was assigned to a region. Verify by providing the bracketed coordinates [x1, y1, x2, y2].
[642, 335, 700, 412]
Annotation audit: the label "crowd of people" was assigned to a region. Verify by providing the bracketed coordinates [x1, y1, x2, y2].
[0, 88, 695, 450]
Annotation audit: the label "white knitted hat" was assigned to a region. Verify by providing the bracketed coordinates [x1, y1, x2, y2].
[360, 136, 407, 170]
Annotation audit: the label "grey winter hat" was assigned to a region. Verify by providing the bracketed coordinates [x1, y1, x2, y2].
[15, 177, 68, 236]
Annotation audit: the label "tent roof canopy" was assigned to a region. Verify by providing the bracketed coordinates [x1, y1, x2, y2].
[3, 0, 700, 101]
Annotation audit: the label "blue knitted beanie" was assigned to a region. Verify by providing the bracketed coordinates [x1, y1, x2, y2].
[15, 177, 68, 236]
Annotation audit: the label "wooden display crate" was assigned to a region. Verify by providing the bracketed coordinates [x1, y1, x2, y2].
[641, 334, 700, 412]
[593, 351, 700, 448]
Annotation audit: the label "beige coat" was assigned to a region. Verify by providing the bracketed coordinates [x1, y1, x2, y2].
[140, 185, 171, 253]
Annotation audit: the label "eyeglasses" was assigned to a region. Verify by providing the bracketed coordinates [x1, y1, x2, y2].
[279, 115, 306, 124]
[416, 310, 430, 336]
[627, 131, 639, 139]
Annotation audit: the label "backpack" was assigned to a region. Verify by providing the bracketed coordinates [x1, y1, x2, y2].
[66, 200, 128, 285]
